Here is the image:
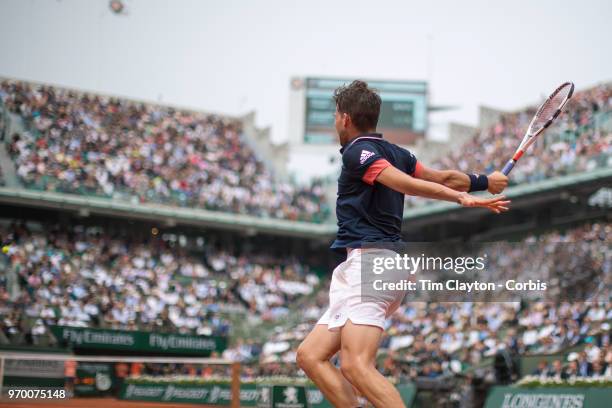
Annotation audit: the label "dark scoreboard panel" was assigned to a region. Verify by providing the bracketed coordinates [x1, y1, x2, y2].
[304, 78, 427, 145]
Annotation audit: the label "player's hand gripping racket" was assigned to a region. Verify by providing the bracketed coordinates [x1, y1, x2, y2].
[501, 82, 574, 175]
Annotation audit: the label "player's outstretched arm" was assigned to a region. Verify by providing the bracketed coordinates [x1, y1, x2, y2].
[376, 165, 510, 213]
[416, 164, 508, 195]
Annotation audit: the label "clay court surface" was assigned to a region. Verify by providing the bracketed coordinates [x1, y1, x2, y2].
[0, 398, 234, 408]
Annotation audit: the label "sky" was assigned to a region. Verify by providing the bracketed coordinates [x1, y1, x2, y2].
[0, 0, 611, 147]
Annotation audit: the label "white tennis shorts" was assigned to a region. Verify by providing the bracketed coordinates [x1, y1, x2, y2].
[317, 248, 405, 330]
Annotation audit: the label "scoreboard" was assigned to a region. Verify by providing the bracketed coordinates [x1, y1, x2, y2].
[301, 77, 427, 145]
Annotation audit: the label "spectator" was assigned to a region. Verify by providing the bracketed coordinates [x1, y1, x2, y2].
[531, 360, 551, 377]
[548, 360, 567, 380]
[114, 362, 129, 396]
[576, 351, 593, 377]
[64, 359, 77, 396]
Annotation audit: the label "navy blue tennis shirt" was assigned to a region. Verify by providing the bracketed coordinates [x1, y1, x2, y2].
[330, 133, 421, 252]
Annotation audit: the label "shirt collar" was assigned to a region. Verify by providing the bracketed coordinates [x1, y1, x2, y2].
[339, 133, 383, 153]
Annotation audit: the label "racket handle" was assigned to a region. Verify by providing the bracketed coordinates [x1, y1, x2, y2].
[501, 160, 515, 175]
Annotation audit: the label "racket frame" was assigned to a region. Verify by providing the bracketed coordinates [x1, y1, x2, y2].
[501, 82, 575, 175]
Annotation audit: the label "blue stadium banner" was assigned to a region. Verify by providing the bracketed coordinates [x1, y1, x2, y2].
[50, 325, 227, 356]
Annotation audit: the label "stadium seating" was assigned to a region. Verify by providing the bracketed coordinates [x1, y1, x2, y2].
[443, 83, 611, 180]
[252, 222, 611, 379]
[406, 83, 612, 208]
[0, 221, 320, 346]
[0, 80, 330, 223]
[1, 219, 609, 381]
[0, 79, 609, 387]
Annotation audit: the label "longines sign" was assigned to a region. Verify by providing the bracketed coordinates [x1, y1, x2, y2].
[485, 387, 610, 408]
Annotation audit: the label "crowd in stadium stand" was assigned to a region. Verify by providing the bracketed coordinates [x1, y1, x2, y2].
[442, 83, 611, 181]
[0, 221, 320, 345]
[1, 220, 610, 384]
[241, 222, 611, 380]
[0, 80, 329, 222]
[0, 76, 610, 405]
[405, 83, 612, 209]
[531, 345, 612, 380]
[245, 296, 610, 380]
[1, 80, 610, 220]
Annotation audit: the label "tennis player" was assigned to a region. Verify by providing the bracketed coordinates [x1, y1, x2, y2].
[296, 80, 510, 408]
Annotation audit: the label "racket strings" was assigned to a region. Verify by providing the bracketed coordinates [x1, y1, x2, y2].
[531, 83, 574, 132]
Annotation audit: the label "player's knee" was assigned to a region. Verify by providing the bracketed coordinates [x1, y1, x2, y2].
[340, 357, 368, 384]
[296, 343, 316, 372]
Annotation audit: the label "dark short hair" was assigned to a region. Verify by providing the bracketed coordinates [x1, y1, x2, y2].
[333, 80, 381, 132]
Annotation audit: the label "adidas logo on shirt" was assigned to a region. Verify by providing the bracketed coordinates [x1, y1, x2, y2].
[360, 150, 375, 164]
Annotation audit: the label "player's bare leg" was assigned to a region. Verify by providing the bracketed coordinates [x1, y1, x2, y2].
[340, 320, 406, 408]
[297, 324, 360, 407]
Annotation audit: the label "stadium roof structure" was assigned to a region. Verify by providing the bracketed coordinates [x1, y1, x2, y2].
[0, 167, 610, 239]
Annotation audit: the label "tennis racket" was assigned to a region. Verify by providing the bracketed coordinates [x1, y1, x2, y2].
[501, 82, 574, 175]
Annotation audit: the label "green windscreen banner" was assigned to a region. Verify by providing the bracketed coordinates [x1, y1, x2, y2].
[120, 381, 416, 407]
[50, 325, 226, 356]
[121, 382, 259, 406]
[485, 386, 611, 408]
